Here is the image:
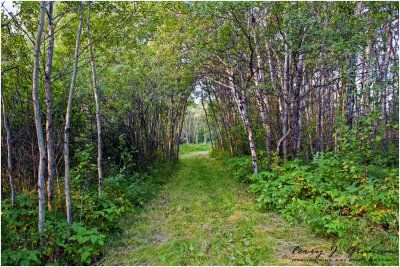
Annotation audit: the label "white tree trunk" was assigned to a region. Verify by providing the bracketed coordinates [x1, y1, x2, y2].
[251, 18, 272, 153]
[282, 43, 291, 161]
[32, 1, 47, 233]
[64, 3, 84, 225]
[87, 2, 104, 195]
[45, 1, 56, 211]
[230, 68, 259, 174]
[1, 90, 17, 206]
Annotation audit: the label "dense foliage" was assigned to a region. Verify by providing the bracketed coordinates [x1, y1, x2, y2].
[212, 115, 399, 265]
[1, 1, 398, 265]
[1, 142, 173, 265]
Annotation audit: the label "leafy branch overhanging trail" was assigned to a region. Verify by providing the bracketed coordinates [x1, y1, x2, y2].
[102, 151, 350, 266]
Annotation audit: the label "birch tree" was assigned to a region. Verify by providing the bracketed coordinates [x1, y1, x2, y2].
[64, 2, 84, 225]
[86, 2, 104, 195]
[1, 89, 17, 206]
[44, 1, 56, 211]
[32, 0, 47, 233]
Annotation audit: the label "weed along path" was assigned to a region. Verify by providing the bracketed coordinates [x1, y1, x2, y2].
[102, 151, 351, 266]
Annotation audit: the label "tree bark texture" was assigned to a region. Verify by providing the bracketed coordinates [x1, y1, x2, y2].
[32, 1, 47, 233]
[45, 1, 56, 211]
[64, 3, 84, 225]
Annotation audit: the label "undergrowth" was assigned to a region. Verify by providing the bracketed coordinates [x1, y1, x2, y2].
[103, 151, 343, 265]
[1, 141, 174, 266]
[211, 115, 399, 266]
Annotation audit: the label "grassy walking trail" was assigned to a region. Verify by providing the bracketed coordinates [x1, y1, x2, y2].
[102, 151, 351, 266]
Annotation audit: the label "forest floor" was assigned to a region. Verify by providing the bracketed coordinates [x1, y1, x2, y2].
[101, 151, 352, 266]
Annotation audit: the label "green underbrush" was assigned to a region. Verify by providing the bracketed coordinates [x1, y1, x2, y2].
[212, 117, 399, 265]
[104, 150, 343, 266]
[1, 145, 173, 266]
[214, 152, 398, 265]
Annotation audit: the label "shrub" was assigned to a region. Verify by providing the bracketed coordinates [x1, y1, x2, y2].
[246, 153, 399, 265]
[224, 156, 254, 183]
[1, 159, 170, 265]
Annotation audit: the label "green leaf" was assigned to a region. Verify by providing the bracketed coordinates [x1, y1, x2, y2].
[81, 251, 91, 262]
[90, 235, 98, 244]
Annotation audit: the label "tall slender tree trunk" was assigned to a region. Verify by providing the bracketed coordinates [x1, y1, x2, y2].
[207, 89, 224, 151]
[195, 119, 199, 144]
[187, 114, 191, 144]
[282, 43, 291, 161]
[64, 3, 84, 225]
[292, 52, 304, 159]
[201, 93, 213, 150]
[45, 1, 56, 211]
[214, 89, 234, 156]
[364, 34, 372, 117]
[235, 90, 258, 174]
[380, 24, 392, 151]
[251, 17, 272, 154]
[296, 61, 306, 158]
[230, 67, 258, 174]
[87, 2, 104, 195]
[1, 90, 17, 206]
[266, 39, 283, 152]
[176, 96, 188, 161]
[346, 55, 356, 130]
[317, 82, 323, 152]
[168, 95, 175, 163]
[32, 1, 47, 233]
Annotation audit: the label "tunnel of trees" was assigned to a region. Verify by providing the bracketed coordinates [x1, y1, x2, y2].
[1, 1, 398, 265]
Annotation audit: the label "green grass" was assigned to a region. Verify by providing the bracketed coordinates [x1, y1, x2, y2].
[101, 151, 351, 265]
[178, 143, 211, 155]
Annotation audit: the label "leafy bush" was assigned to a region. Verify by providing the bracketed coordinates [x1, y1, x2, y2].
[66, 222, 106, 264]
[225, 156, 254, 183]
[220, 113, 399, 265]
[1, 194, 42, 266]
[1, 194, 107, 265]
[103, 171, 164, 209]
[245, 153, 399, 265]
[1, 150, 171, 265]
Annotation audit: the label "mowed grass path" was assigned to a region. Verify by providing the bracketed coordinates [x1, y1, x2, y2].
[102, 151, 350, 266]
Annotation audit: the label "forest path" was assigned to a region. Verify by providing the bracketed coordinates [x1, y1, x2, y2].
[102, 151, 350, 266]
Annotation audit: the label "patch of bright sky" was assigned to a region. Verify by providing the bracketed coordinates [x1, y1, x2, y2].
[1, 1, 19, 16]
